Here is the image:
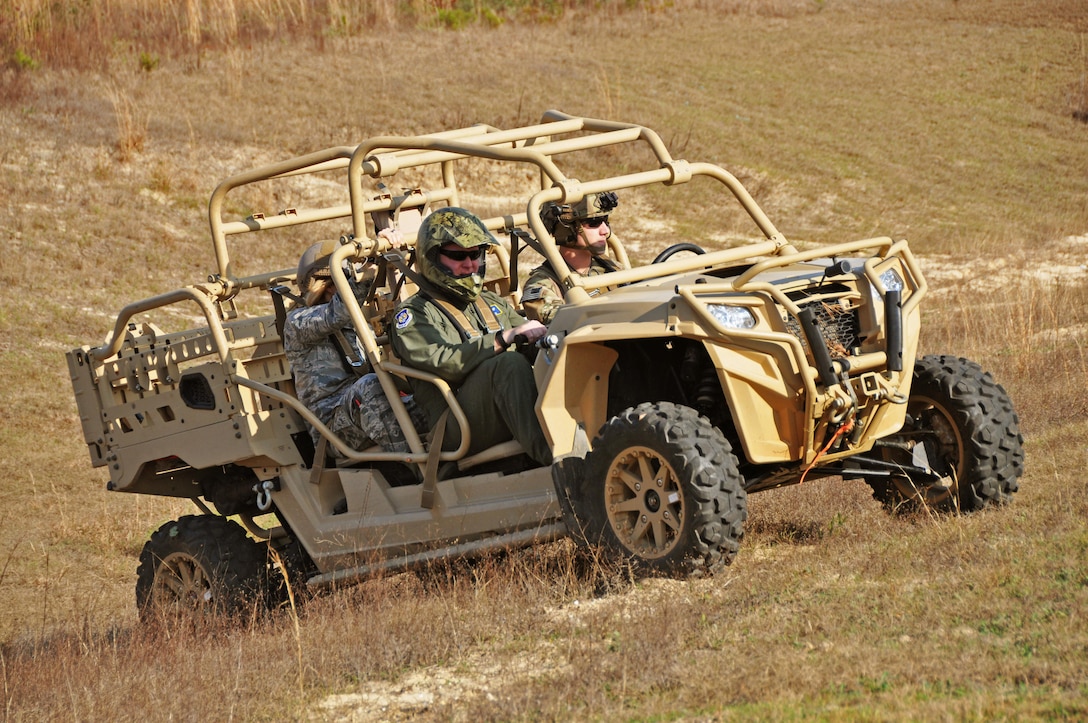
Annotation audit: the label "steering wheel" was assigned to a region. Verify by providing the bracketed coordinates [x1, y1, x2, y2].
[652, 242, 707, 264]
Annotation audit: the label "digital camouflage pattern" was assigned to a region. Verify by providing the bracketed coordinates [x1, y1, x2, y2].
[284, 277, 426, 453]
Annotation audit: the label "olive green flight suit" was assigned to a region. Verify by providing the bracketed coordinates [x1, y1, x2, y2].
[391, 287, 552, 466]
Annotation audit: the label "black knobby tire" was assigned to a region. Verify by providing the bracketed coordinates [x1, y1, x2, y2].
[135, 515, 270, 622]
[267, 533, 318, 611]
[579, 402, 748, 576]
[869, 354, 1024, 514]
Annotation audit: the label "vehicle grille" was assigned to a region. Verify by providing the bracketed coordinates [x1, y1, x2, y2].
[784, 298, 860, 360]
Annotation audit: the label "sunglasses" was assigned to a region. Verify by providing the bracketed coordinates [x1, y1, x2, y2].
[582, 216, 609, 229]
[438, 247, 486, 261]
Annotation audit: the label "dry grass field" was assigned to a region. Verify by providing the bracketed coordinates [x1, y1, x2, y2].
[2, 0, 1087, 720]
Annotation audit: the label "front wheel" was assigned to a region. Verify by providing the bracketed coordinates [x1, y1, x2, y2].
[577, 402, 748, 576]
[869, 355, 1024, 514]
[135, 515, 270, 622]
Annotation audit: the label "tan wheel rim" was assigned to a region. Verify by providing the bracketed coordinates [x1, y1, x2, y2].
[604, 446, 685, 559]
[152, 552, 214, 613]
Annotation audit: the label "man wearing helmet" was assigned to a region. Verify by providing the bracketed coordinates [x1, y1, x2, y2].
[522, 191, 620, 324]
[391, 207, 552, 467]
[284, 235, 425, 457]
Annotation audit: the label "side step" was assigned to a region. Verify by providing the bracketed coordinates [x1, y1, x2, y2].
[305, 521, 568, 589]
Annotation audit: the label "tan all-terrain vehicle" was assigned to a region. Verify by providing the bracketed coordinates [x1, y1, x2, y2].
[67, 111, 1024, 618]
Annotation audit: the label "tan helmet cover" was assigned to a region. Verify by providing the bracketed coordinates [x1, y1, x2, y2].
[540, 191, 619, 247]
[297, 239, 340, 306]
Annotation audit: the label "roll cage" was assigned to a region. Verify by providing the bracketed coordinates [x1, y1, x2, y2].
[80, 110, 924, 474]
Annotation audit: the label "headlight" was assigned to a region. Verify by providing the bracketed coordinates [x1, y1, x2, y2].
[879, 268, 904, 293]
[707, 304, 757, 329]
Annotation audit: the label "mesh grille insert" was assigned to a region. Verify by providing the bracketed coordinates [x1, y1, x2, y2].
[785, 298, 861, 360]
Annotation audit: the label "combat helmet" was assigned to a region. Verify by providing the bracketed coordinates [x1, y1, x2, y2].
[296, 239, 340, 306]
[416, 207, 496, 302]
[540, 191, 619, 247]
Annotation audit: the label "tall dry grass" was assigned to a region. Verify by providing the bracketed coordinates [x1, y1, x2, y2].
[1, 0, 745, 73]
[5, 449, 1088, 720]
[920, 273, 1088, 436]
[2, 1, 1088, 719]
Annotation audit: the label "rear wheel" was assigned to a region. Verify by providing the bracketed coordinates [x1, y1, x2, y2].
[136, 515, 269, 622]
[267, 532, 318, 610]
[579, 402, 747, 576]
[869, 355, 1023, 514]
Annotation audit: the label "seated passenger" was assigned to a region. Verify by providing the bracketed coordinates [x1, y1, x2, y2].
[284, 237, 426, 456]
[390, 207, 552, 466]
[522, 192, 620, 324]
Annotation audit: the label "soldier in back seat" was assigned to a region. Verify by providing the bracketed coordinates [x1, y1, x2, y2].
[284, 238, 427, 456]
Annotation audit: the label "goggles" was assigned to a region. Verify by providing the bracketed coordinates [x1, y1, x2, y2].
[439, 247, 487, 262]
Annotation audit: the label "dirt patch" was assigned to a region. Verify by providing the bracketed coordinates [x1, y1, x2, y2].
[311, 577, 725, 721]
[312, 642, 568, 722]
[920, 235, 1088, 292]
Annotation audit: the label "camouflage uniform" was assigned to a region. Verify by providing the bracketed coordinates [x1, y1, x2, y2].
[521, 256, 618, 324]
[390, 207, 552, 466]
[284, 278, 425, 454]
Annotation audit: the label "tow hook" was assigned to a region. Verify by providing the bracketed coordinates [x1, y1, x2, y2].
[254, 479, 278, 512]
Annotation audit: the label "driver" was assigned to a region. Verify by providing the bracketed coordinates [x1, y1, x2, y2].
[522, 191, 620, 324]
[391, 207, 552, 466]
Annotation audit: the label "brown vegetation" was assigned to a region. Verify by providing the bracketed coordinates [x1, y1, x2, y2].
[2, 1, 1087, 720]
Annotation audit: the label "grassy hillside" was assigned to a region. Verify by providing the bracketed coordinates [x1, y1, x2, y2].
[2, 1, 1087, 719]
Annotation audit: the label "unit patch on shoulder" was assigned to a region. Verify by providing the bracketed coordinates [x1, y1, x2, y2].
[521, 287, 543, 302]
[490, 304, 503, 318]
[394, 309, 412, 329]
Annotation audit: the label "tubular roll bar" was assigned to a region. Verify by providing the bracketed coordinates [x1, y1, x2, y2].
[674, 236, 927, 419]
[89, 284, 229, 363]
[92, 110, 924, 468]
[206, 111, 733, 288]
